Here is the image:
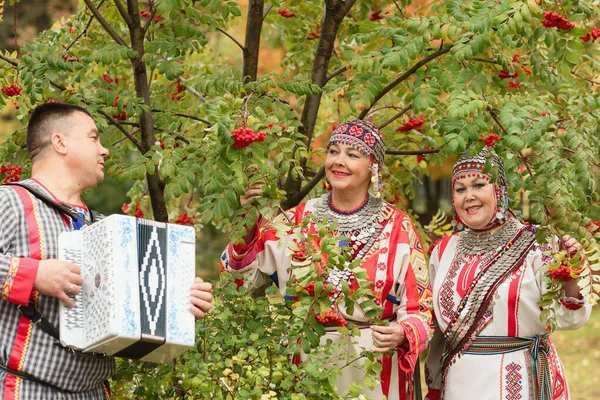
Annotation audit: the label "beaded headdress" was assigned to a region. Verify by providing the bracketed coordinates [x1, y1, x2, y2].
[451, 147, 509, 230]
[327, 119, 385, 197]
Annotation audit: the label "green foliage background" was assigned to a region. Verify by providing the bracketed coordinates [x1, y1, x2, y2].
[1, 0, 600, 398]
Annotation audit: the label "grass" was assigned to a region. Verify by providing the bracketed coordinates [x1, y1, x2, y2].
[552, 307, 600, 399]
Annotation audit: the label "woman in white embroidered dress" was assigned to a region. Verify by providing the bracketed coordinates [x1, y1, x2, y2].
[221, 119, 432, 400]
[424, 147, 591, 400]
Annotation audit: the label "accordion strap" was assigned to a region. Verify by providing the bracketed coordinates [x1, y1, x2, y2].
[17, 301, 60, 341]
[8, 182, 97, 225]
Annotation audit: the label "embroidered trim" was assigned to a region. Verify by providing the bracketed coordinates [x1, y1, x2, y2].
[559, 297, 585, 311]
[27, 191, 45, 260]
[2, 257, 20, 301]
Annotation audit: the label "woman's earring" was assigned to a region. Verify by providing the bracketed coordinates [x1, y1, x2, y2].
[370, 163, 381, 198]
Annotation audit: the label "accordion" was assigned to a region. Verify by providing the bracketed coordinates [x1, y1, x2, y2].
[58, 215, 196, 363]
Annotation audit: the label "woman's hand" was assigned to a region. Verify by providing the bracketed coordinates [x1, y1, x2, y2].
[561, 235, 584, 299]
[240, 183, 263, 207]
[561, 234, 582, 258]
[239, 183, 264, 244]
[371, 323, 406, 353]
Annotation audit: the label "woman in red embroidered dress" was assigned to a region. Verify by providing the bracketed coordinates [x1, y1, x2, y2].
[424, 147, 591, 400]
[221, 119, 433, 399]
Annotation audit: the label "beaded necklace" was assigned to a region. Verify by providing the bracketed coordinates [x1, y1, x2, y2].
[456, 217, 519, 256]
[314, 193, 386, 257]
[315, 193, 388, 289]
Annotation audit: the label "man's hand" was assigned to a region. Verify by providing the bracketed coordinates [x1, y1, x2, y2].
[190, 277, 213, 319]
[34, 259, 83, 307]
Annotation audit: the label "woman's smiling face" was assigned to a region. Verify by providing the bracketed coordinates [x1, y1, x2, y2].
[453, 175, 497, 230]
[325, 143, 371, 196]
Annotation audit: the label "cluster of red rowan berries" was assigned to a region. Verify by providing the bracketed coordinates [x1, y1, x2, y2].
[277, 9, 296, 18]
[61, 54, 79, 63]
[397, 117, 425, 132]
[1, 84, 22, 97]
[498, 70, 518, 79]
[586, 221, 600, 235]
[174, 212, 195, 226]
[369, 11, 384, 21]
[498, 54, 530, 87]
[541, 11, 574, 30]
[478, 134, 501, 147]
[140, 9, 163, 23]
[307, 30, 320, 40]
[231, 127, 267, 148]
[315, 309, 347, 327]
[549, 264, 576, 281]
[171, 82, 185, 100]
[581, 27, 600, 42]
[267, 122, 286, 131]
[291, 248, 308, 262]
[0, 164, 22, 184]
[102, 73, 119, 86]
[122, 203, 144, 218]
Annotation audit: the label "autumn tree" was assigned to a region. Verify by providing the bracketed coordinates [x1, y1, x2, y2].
[2, 0, 600, 398]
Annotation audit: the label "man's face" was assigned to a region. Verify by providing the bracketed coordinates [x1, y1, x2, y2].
[63, 112, 109, 189]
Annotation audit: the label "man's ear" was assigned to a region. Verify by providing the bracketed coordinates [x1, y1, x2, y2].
[50, 132, 68, 155]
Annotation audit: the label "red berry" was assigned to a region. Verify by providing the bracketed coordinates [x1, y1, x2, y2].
[277, 9, 296, 18]
[369, 11, 384, 21]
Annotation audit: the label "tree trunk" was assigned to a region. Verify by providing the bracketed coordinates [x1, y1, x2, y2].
[242, 0, 264, 82]
[282, 0, 357, 210]
[126, 0, 168, 221]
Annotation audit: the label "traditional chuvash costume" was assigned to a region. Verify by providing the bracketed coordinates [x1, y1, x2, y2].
[0, 180, 113, 399]
[221, 119, 433, 400]
[425, 147, 591, 400]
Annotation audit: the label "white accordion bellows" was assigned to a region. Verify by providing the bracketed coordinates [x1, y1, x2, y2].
[58, 214, 196, 363]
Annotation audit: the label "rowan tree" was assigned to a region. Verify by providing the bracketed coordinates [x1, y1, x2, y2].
[1, 0, 600, 398]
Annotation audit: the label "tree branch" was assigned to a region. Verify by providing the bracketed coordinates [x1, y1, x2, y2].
[263, 2, 273, 18]
[358, 45, 452, 119]
[217, 27, 244, 52]
[98, 110, 145, 152]
[114, 0, 134, 27]
[178, 77, 207, 102]
[66, 0, 105, 52]
[297, 166, 325, 200]
[386, 148, 439, 156]
[572, 71, 600, 85]
[142, 6, 158, 33]
[173, 113, 212, 126]
[325, 65, 347, 83]
[472, 57, 498, 64]
[0, 53, 18, 67]
[377, 105, 411, 129]
[391, 0, 405, 16]
[82, 0, 128, 47]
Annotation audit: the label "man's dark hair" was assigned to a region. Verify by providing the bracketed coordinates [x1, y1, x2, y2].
[27, 102, 93, 161]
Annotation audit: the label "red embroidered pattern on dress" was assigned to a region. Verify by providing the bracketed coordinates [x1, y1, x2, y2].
[1, 257, 19, 301]
[439, 258, 460, 319]
[505, 362, 523, 400]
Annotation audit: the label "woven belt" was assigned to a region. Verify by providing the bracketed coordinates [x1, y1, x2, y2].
[464, 335, 551, 400]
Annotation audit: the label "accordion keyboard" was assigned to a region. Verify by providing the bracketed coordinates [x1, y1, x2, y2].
[62, 247, 84, 329]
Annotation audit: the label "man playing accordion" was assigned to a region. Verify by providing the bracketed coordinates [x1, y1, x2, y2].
[0, 102, 213, 399]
